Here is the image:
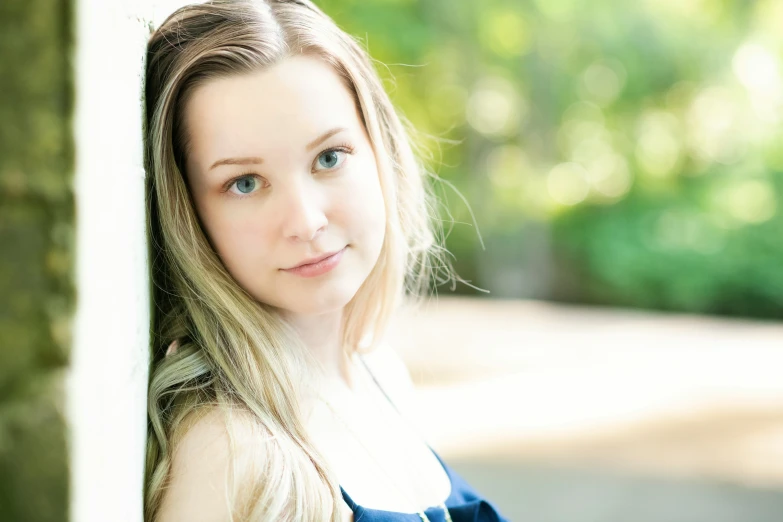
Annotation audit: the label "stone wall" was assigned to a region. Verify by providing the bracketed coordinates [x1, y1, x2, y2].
[0, 1, 74, 521]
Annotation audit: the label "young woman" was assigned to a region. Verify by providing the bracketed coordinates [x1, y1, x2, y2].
[143, 1, 508, 520]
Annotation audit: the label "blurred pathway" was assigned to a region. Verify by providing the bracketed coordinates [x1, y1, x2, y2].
[387, 297, 783, 521]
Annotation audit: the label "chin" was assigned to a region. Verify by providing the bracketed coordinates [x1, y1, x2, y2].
[281, 280, 364, 317]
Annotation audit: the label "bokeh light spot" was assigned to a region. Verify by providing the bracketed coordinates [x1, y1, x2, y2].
[687, 87, 746, 165]
[547, 162, 590, 206]
[479, 9, 531, 57]
[732, 42, 783, 123]
[727, 179, 777, 224]
[466, 76, 526, 138]
[636, 111, 683, 179]
[580, 60, 627, 107]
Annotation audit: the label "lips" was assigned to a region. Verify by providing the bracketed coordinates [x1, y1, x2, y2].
[287, 248, 344, 270]
[281, 247, 347, 278]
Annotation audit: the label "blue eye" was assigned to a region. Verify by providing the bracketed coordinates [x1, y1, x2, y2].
[231, 176, 258, 195]
[316, 149, 346, 170]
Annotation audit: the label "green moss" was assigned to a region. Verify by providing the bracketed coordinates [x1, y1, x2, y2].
[0, 372, 68, 522]
[0, 204, 52, 389]
[0, 0, 74, 520]
[0, 0, 73, 203]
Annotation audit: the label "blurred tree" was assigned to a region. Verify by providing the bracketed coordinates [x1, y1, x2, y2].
[320, 0, 783, 318]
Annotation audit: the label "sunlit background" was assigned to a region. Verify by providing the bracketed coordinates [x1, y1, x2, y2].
[319, 0, 783, 520]
[321, 0, 783, 316]
[2, 0, 782, 521]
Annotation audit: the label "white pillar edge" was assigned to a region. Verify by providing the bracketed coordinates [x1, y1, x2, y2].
[68, 2, 194, 521]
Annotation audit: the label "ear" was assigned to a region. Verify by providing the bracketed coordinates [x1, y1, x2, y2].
[165, 338, 180, 357]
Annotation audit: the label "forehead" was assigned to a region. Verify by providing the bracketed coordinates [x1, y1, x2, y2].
[184, 55, 362, 168]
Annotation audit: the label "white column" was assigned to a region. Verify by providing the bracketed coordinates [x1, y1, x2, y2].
[69, 2, 191, 521]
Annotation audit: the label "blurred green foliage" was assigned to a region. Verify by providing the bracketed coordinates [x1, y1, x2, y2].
[0, 0, 73, 520]
[320, 0, 783, 318]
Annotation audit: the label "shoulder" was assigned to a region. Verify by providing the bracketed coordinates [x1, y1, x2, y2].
[156, 408, 257, 522]
[156, 408, 354, 522]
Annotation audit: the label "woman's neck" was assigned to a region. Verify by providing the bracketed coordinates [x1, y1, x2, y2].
[282, 309, 357, 392]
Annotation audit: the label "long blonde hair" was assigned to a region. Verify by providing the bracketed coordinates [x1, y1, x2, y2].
[143, 0, 450, 520]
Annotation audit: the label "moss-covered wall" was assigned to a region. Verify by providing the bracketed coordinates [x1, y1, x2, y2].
[0, 0, 74, 521]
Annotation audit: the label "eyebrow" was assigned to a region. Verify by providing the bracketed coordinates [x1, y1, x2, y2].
[208, 127, 348, 171]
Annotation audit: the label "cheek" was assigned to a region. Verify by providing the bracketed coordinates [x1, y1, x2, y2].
[196, 200, 274, 273]
[344, 158, 386, 237]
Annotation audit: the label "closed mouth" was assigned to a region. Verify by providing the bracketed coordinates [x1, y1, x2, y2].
[285, 247, 346, 270]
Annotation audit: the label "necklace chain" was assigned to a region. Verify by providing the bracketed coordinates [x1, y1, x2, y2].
[318, 358, 452, 522]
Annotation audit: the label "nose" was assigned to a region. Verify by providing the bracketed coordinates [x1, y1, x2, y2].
[279, 181, 328, 242]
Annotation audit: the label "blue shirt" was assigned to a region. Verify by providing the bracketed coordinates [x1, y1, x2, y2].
[341, 358, 510, 522]
[340, 446, 508, 521]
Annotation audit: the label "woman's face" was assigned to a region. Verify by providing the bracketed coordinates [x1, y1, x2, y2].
[183, 55, 386, 317]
